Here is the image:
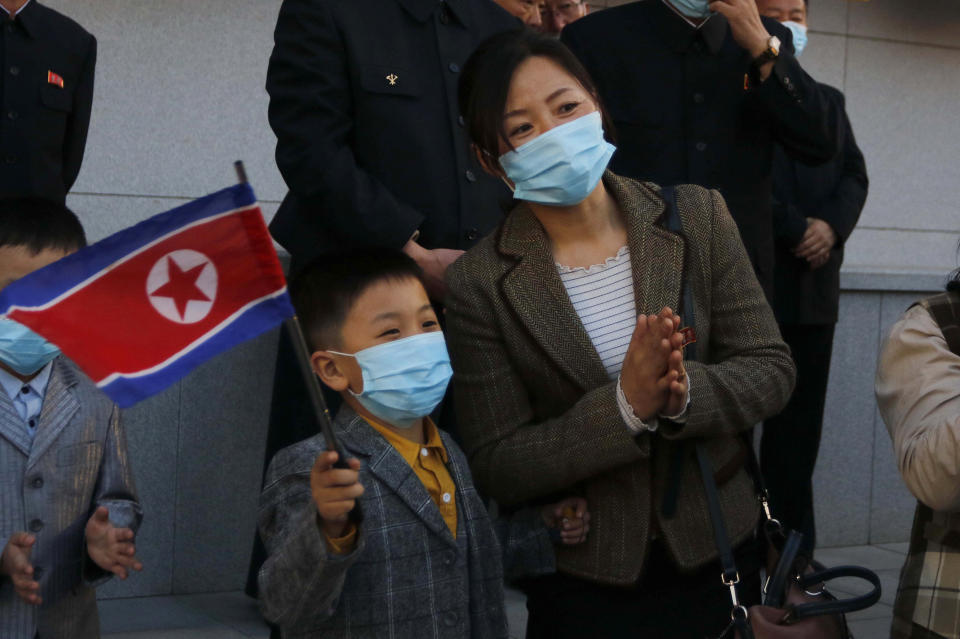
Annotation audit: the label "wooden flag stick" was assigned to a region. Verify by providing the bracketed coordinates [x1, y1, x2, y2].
[232, 161, 351, 472]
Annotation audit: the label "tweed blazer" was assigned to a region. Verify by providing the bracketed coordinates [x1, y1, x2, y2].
[445, 173, 796, 585]
[258, 406, 553, 638]
[0, 357, 141, 639]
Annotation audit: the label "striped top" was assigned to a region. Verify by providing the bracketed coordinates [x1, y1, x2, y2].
[558, 246, 636, 379]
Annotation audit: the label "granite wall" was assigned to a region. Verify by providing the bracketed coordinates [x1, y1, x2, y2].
[37, 0, 959, 597]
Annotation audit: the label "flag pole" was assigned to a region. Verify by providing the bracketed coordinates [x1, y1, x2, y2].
[233, 161, 352, 472]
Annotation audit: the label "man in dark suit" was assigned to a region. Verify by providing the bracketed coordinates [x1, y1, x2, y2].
[250, 0, 517, 616]
[562, 0, 836, 297]
[756, 0, 868, 554]
[0, 0, 96, 203]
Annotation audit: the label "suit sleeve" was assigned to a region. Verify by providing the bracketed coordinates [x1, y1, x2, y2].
[815, 96, 868, 245]
[84, 404, 143, 585]
[752, 23, 836, 166]
[659, 189, 796, 441]
[62, 34, 96, 192]
[493, 507, 555, 583]
[444, 259, 649, 508]
[266, 0, 424, 249]
[877, 306, 960, 512]
[772, 194, 808, 248]
[257, 450, 362, 628]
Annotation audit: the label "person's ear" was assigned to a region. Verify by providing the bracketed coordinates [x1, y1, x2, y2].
[583, 2, 590, 14]
[311, 351, 350, 392]
[474, 143, 506, 179]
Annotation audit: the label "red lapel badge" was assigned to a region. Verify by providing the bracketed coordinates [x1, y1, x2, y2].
[47, 71, 64, 89]
[680, 326, 698, 348]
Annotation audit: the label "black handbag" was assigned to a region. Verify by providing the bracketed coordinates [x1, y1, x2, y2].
[659, 186, 882, 639]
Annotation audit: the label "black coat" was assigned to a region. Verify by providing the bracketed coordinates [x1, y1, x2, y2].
[0, 1, 96, 203]
[771, 83, 867, 326]
[562, 0, 836, 296]
[266, 0, 517, 264]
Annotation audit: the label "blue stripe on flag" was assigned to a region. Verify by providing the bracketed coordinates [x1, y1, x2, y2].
[99, 291, 294, 408]
[0, 183, 256, 313]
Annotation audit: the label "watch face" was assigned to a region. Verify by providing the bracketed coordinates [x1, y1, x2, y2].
[770, 35, 782, 56]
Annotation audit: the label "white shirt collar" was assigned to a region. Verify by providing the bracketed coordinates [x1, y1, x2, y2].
[0, 0, 31, 17]
[662, 0, 712, 30]
[0, 360, 53, 404]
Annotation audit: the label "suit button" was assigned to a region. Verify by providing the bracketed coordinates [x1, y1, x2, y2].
[695, 142, 707, 152]
[693, 92, 704, 104]
[465, 228, 479, 242]
[7, 110, 18, 120]
[9, 66, 19, 76]
[29, 519, 43, 532]
[448, 62, 460, 73]
[458, 115, 465, 128]
[443, 611, 459, 627]
[439, 3, 451, 24]
[4, 155, 15, 164]
[465, 169, 476, 182]
[31, 477, 43, 489]
[443, 551, 456, 566]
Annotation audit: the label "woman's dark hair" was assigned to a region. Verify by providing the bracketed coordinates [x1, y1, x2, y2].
[458, 28, 614, 160]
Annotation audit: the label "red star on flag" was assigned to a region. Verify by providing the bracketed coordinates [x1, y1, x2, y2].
[150, 257, 211, 321]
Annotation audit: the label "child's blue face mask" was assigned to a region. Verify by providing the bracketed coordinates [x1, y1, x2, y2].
[0, 318, 60, 376]
[499, 111, 616, 207]
[329, 332, 452, 429]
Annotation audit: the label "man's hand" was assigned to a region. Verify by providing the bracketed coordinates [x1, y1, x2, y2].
[311, 451, 364, 539]
[621, 309, 683, 420]
[402, 239, 465, 300]
[541, 497, 590, 545]
[85, 507, 143, 580]
[793, 218, 836, 269]
[709, 0, 774, 78]
[1, 533, 41, 605]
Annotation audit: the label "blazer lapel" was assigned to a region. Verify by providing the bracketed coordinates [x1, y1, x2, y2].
[27, 359, 80, 469]
[338, 411, 457, 549]
[497, 205, 609, 392]
[0, 390, 31, 457]
[607, 176, 686, 318]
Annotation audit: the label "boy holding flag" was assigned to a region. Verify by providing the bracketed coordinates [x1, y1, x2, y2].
[0, 198, 142, 639]
[257, 250, 589, 637]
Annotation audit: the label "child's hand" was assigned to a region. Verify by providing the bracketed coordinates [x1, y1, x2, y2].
[311, 451, 364, 539]
[85, 506, 143, 580]
[541, 497, 590, 545]
[1, 533, 41, 604]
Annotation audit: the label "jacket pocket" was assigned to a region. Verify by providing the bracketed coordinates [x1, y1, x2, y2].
[40, 83, 73, 113]
[359, 65, 420, 97]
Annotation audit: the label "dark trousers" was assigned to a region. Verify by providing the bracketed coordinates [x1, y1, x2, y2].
[523, 538, 763, 638]
[760, 323, 836, 554]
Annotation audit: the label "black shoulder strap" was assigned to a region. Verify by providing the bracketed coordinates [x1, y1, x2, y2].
[916, 292, 960, 356]
[660, 186, 698, 363]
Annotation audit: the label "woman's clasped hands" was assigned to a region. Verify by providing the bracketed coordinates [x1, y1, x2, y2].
[620, 307, 689, 422]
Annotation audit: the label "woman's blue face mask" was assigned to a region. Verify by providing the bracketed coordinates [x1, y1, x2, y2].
[328, 332, 452, 429]
[499, 111, 616, 207]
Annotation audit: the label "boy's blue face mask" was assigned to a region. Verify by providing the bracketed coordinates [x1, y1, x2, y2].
[329, 332, 453, 429]
[499, 111, 616, 207]
[0, 318, 60, 376]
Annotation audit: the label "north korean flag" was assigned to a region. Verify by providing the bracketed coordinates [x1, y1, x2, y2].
[0, 184, 294, 407]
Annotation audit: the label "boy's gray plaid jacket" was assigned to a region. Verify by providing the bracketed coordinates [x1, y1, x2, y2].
[445, 174, 796, 584]
[258, 407, 553, 638]
[0, 357, 142, 639]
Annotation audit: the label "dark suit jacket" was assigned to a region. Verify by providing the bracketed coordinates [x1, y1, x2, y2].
[266, 0, 516, 265]
[562, 0, 836, 297]
[0, 1, 96, 202]
[445, 174, 795, 584]
[772, 83, 868, 325]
